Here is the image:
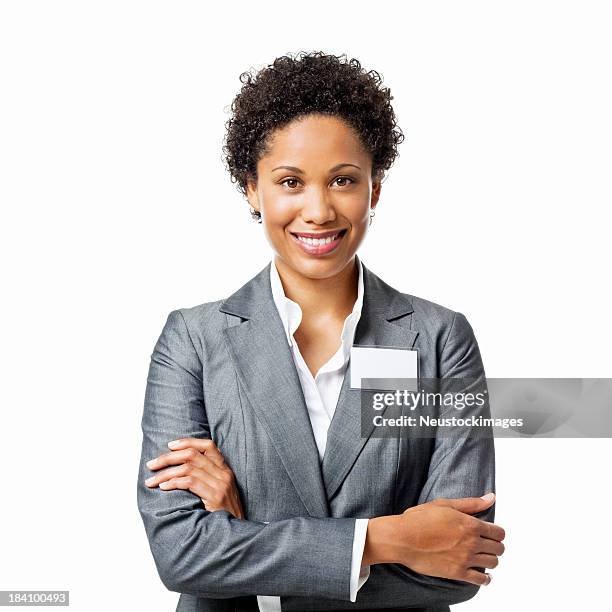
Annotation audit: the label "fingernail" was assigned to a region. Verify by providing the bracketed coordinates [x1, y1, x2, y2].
[481, 492, 495, 502]
[146, 459, 156, 468]
[168, 440, 181, 449]
[145, 477, 155, 486]
[487, 574, 493, 585]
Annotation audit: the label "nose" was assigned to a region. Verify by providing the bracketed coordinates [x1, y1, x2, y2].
[299, 186, 337, 225]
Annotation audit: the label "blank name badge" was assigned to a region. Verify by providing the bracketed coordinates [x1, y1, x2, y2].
[350, 345, 419, 391]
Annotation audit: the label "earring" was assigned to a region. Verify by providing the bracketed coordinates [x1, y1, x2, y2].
[250, 207, 262, 223]
[369, 210, 376, 226]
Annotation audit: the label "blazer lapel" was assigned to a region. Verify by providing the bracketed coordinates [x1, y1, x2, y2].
[218, 260, 419, 512]
[219, 263, 330, 518]
[321, 264, 419, 501]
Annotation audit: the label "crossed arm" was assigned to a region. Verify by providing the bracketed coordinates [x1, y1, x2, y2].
[137, 309, 505, 606]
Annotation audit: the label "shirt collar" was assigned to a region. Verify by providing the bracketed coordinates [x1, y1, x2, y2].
[269, 256, 364, 359]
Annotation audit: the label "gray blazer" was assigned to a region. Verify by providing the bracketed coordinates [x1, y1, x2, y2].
[136, 260, 495, 612]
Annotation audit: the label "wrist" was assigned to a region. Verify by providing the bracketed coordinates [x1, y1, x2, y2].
[362, 515, 402, 566]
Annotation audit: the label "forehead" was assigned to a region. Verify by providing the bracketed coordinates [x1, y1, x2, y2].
[260, 114, 369, 166]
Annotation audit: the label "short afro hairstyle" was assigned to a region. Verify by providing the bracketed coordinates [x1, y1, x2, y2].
[222, 51, 404, 199]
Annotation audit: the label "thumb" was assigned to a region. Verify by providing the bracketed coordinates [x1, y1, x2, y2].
[433, 492, 496, 514]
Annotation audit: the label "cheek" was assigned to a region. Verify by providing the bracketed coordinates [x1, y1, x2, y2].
[343, 197, 371, 226]
[261, 193, 296, 225]
[264, 209, 294, 237]
[260, 199, 296, 248]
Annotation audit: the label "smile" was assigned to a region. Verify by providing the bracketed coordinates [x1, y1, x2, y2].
[289, 229, 347, 256]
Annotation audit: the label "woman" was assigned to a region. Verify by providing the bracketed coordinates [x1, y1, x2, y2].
[137, 51, 505, 612]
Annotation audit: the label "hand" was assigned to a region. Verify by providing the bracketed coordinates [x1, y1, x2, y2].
[144, 438, 245, 519]
[364, 493, 505, 586]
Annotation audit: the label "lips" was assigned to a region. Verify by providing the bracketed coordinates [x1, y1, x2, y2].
[289, 229, 347, 256]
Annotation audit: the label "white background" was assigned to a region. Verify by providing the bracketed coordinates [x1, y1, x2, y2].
[1, 1, 610, 610]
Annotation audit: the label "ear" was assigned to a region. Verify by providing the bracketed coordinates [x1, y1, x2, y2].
[371, 174, 382, 210]
[245, 177, 260, 213]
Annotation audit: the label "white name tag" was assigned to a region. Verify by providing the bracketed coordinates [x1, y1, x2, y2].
[350, 345, 419, 391]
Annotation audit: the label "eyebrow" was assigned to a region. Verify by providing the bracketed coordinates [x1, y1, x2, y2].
[271, 163, 362, 174]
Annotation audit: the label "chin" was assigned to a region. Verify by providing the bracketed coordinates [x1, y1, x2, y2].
[286, 253, 354, 280]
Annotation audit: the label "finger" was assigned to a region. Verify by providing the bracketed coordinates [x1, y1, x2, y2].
[159, 475, 218, 504]
[168, 438, 223, 459]
[478, 537, 505, 556]
[432, 494, 495, 515]
[478, 520, 506, 542]
[159, 475, 217, 501]
[462, 569, 492, 586]
[168, 437, 217, 451]
[146, 448, 199, 470]
[147, 449, 231, 487]
[147, 447, 226, 474]
[145, 459, 225, 488]
[174, 438, 228, 469]
[160, 466, 228, 500]
[471, 554, 499, 570]
[163, 438, 228, 469]
[144, 464, 190, 487]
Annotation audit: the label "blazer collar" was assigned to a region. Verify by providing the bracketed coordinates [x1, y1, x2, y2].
[219, 258, 414, 322]
[219, 259, 418, 517]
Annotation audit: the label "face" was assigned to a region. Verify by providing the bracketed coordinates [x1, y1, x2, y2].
[246, 113, 381, 280]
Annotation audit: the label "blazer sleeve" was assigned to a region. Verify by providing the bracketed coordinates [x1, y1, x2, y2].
[136, 309, 358, 600]
[378, 311, 495, 607]
[418, 311, 496, 514]
[279, 311, 496, 611]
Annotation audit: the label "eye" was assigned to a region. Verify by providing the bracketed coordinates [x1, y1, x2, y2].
[280, 177, 301, 189]
[333, 176, 355, 187]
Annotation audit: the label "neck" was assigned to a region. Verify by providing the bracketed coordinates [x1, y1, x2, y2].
[274, 256, 359, 320]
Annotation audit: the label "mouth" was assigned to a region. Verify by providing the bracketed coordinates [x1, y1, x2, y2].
[289, 228, 348, 256]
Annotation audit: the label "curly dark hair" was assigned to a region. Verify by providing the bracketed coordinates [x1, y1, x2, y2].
[222, 51, 404, 201]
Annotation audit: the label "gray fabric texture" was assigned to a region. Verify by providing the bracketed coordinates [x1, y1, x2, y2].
[136, 261, 495, 612]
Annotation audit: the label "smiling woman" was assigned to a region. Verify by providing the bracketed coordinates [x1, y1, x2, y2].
[137, 50, 505, 612]
[246, 114, 377, 280]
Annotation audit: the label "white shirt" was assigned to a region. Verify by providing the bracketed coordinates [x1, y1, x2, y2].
[257, 257, 370, 611]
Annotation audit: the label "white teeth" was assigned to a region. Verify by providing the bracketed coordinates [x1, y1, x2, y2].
[296, 233, 339, 246]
